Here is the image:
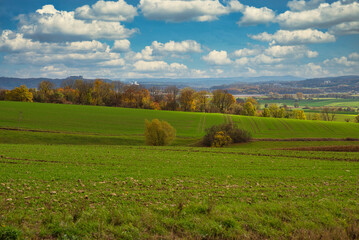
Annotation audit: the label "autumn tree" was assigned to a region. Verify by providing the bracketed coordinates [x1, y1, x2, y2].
[321, 107, 336, 121]
[291, 110, 306, 120]
[179, 87, 195, 111]
[211, 89, 235, 112]
[296, 92, 304, 100]
[164, 86, 179, 111]
[195, 90, 210, 112]
[5, 85, 33, 102]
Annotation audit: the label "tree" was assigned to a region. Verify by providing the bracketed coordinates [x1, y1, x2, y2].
[243, 102, 256, 116]
[164, 86, 179, 111]
[211, 90, 235, 112]
[355, 114, 359, 123]
[179, 87, 195, 111]
[144, 119, 176, 146]
[261, 108, 270, 117]
[321, 107, 336, 121]
[195, 90, 209, 112]
[5, 85, 33, 102]
[296, 92, 304, 100]
[291, 110, 306, 120]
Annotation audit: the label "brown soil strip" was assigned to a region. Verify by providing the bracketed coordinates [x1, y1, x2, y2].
[131, 147, 359, 162]
[1, 157, 108, 166]
[279, 145, 359, 152]
[252, 138, 359, 141]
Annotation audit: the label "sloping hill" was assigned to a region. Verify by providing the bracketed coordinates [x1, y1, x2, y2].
[1, 101, 359, 140]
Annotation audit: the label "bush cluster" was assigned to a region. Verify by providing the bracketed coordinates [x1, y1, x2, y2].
[203, 123, 252, 147]
[144, 119, 176, 146]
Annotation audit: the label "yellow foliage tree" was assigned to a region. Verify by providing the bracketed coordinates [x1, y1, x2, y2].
[145, 119, 176, 146]
[5, 85, 33, 102]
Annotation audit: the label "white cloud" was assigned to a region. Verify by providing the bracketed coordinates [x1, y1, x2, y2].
[202, 50, 232, 65]
[233, 48, 260, 57]
[151, 40, 202, 53]
[329, 21, 359, 35]
[349, 52, 359, 61]
[324, 56, 357, 67]
[265, 45, 318, 58]
[251, 54, 283, 64]
[99, 59, 125, 67]
[75, 0, 137, 22]
[133, 60, 187, 72]
[112, 39, 131, 52]
[139, 0, 243, 22]
[234, 57, 249, 65]
[250, 29, 336, 45]
[0, 30, 42, 52]
[18, 5, 137, 42]
[277, 1, 359, 30]
[287, 0, 325, 12]
[237, 6, 275, 26]
[134, 46, 154, 61]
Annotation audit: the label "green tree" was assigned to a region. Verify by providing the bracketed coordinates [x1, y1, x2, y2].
[261, 108, 270, 117]
[145, 119, 176, 146]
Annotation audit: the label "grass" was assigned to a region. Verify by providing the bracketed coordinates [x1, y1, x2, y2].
[0, 143, 359, 239]
[258, 98, 359, 108]
[1, 101, 359, 239]
[1, 101, 359, 142]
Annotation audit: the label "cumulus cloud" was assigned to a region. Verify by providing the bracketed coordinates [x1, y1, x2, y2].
[139, 0, 243, 22]
[18, 5, 137, 42]
[202, 50, 232, 65]
[237, 6, 275, 26]
[151, 40, 202, 53]
[112, 39, 131, 52]
[250, 29, 336, 45]
[287, 0, 325, 12]
[265, 45, 318, 58]
[323, 56, 357, 67]
[277, 1, 359, 30]
[75, 0, 137, 22]
[0, 30, 110, 54]
[133, 60, 187, 72]
[233, 48, 260, 57]
[329, 21, 359, 35]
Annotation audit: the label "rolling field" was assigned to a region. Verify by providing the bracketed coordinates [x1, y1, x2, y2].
[1, 143, 359, 239]
[1, 101, 359, 239]
[1, 101, 359, 142]
[258, 98, 359, 108]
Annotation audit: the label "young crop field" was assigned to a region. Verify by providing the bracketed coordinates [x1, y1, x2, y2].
[1, 143, 359, 239]
[258, 98, 359, 108]
[1, 101, 359, 141]
[1, 101, 359, 239]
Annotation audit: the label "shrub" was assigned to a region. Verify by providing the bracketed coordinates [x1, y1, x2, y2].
[145, 119, 176, 146]
[212, 131, 232, 147]
[355, 114, 359, 123]
[203, 123, 251, 147]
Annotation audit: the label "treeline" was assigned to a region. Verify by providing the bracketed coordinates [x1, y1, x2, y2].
[0, 79, 337, 121]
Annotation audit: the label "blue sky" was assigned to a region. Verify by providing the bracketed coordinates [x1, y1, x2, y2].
[0, 0, 358, 80]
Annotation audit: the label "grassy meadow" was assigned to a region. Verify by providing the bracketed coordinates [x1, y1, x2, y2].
[1, 101, 359, 239]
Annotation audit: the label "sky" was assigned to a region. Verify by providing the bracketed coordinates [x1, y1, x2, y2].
[0, 0, 359, 80]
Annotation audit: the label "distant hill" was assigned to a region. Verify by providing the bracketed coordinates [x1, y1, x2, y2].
[211, 75, 359, 94]
[0, 75, 303, 90]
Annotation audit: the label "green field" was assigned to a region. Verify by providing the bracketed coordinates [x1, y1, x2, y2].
[1, 101, 359, 142]
[1, 101, 359, 239]
[258, 98, 359, 108]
